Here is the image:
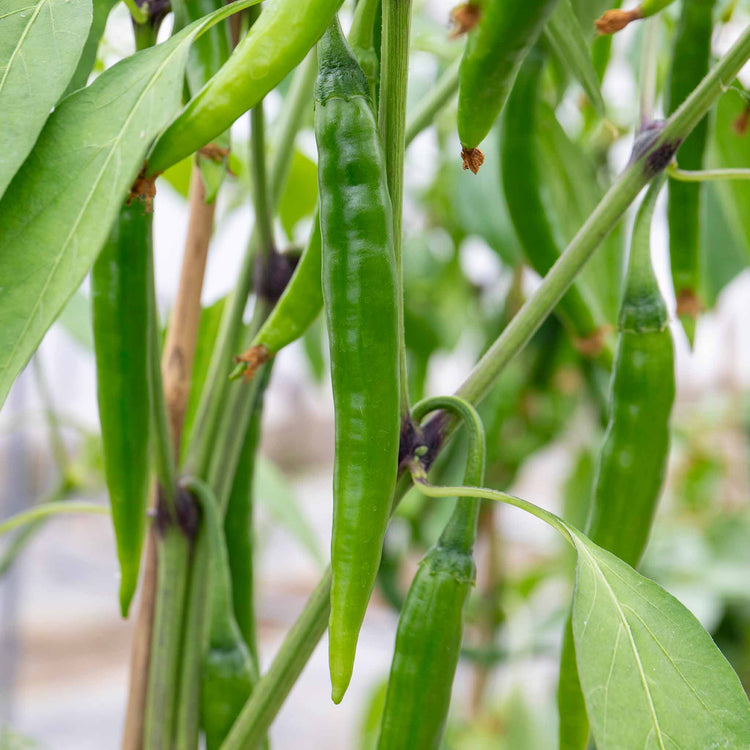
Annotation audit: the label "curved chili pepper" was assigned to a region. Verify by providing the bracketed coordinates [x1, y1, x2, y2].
[91, 197, 151, 618]
[558, 175, 675, 749]
[667, 0, 715, 343]
[456, 0, 560, 171]
[146, 0, 346, 175]
[500, 51, 610, 362]
[315, 18, 400, 704]
[378, 395, 485, 749]
[231, 216, 322, 382]
[183, 477, 258, 750]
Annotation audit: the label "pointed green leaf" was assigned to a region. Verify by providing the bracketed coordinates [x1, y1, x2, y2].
[0, 0, 92, 197]
[569, 528, 750, 750]
[544, 0, 605, 115]
[0, 0, 259, 410]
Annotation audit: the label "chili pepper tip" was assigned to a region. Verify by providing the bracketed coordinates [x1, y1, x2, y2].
[449, 3, 481, 38]
[594, 7, 642, 35]
[460, 146, 484, 174]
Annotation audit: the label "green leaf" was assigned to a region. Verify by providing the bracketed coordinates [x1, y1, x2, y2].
[544, 0, 605, 115]
[63, 0, 118, 96]
[0, 0, 92, 197]
[0, 0, 257, 410]
[254, 457, 325, 567]
[569, 527, 750, 750]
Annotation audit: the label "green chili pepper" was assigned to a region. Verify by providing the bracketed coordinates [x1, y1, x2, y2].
[231, 216, 322, 382]
[456, 0, 560, 172]
[378, 395, 485, 749]
[183, 477, 258, 750]
[500, 51, 609, 362]
[224, 364, 271, 659]
[91, 197, 151, 618]
[558, 175, 675, 749]
[667, 0, 715, 344]
[315, 18, 400, 704]
[146, 0, 345, 175]
[586, 176, 674, 562]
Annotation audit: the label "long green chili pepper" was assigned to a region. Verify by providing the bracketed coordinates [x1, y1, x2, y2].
[315, 18, 401, 704]
[667, 0, 715, 344]
[231, 216, 322, 382]
[182, 477, 258, 750]
[500, 52, 610, 362]
[378, 396, 485, 750]
[456, 0, 560, 172]
[146, 0, 345, 175]
[557, 175, 675, 749]
[91, 197, 151, 618]
[224, 364, 272, 659]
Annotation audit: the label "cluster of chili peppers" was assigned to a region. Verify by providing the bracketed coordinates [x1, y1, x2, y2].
[86, 0, 705, 744]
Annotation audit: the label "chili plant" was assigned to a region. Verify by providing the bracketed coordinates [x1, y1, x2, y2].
[1, 0, 749, 747]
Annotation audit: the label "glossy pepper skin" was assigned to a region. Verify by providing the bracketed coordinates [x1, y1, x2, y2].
[224, 365, 271, 657]
[378, 396, 485, 750]
[91, 198, 151, 617]
[315, 18, 400, 704]
[147, 0, 346, 175]
[500, 51, 607, 358]
[457, 0, 559, 168]
[232, 216, 322, 382]
[667, 0, 715, 343]
[558, 177, 675, 750]
[185, 478, 258, 750]
[586, 176, 675, 562]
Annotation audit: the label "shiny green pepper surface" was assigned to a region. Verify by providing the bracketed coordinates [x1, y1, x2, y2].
[315, 18, 400, 705]
[148, 0, 345, 174]
[91, 198, 151, 617]
[667, 0, 715, 342]
[457, 0, 559, 158]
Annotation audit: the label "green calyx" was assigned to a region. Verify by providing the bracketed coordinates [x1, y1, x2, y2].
[315, 17, 370, 105]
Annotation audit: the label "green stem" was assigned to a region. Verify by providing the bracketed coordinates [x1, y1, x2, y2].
[147, 246, 177, 511]
[404, 56, 461, 146]
[379, 0, 413, 415]
[409, 465, 574, 547]
[0, 501, 107, 537]
[144, 527, 192, 750]
[667, 164, 750, 181]
[250, 103, 275, 258]
[123, 0, 148, 25]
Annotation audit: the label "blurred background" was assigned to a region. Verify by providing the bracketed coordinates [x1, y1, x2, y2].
[1, 0, 749, 747]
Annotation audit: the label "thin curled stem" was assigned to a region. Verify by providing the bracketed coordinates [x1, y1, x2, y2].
[667, 164, 750, 181]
